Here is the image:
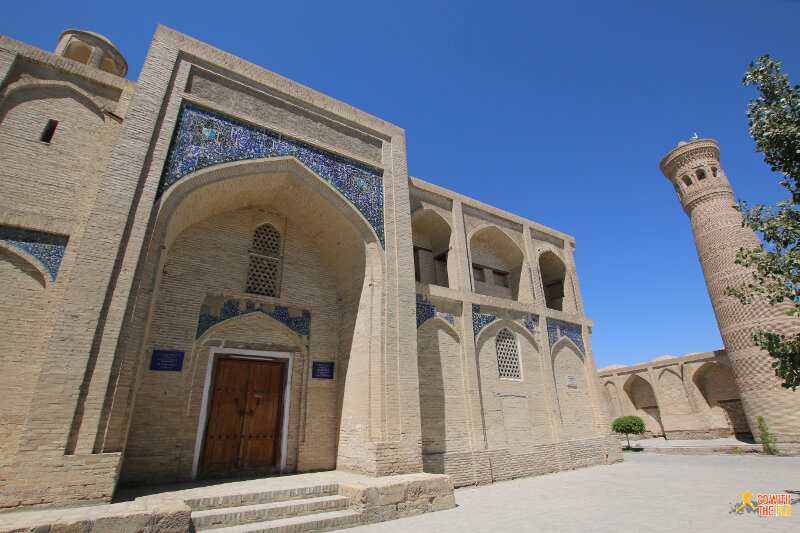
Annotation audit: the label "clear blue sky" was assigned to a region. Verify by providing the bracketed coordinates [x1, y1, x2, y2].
[3, 1, 799, 368]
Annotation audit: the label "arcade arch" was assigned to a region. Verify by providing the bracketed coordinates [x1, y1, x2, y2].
[469, 226, 525, 301]
[411, 209, 453, 288]
[539, 251, 567, 311]
[693, 362, 750, 437]
[623, 374, 664, 436]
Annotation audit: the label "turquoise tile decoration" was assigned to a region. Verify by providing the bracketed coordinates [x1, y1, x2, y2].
[0, 225, 68, 281]
[197, 296, 310, 348]
[547, 318, 585, 355]
[416, 294, 454, 328]
[472, 304, 497, 337]
[160, 103, 385, 247]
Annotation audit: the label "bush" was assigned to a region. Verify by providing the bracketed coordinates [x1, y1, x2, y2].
[612, 416, 646, 449]
[757, 416, 778, 455]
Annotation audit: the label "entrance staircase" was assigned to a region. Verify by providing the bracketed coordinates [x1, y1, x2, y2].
[185, 483, 361, 533]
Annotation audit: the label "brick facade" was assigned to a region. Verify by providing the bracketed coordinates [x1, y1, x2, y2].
[1, 25, 615, 509]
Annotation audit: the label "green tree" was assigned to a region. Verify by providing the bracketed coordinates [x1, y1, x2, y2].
[611, 416, 646, 449]
[724, 55, 800, 391]
[756, 416, 778, 455]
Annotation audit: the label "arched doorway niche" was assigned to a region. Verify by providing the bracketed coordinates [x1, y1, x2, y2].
[623, 374, 664, 437]
[692, 362, 750, 438]
[109, 158, 384, 485]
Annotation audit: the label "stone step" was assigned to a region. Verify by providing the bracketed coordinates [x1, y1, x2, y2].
[192, 495, 350, 530]
[185, 484, 340, 511]
[204, 509, 362, 533]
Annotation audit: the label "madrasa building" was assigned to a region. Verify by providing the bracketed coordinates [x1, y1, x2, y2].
[0, 26, 621, 515]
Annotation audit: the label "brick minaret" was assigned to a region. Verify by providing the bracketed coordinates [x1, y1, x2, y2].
[660, 139, 800, 442]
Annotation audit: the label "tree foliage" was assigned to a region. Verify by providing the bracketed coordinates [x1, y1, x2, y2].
[612, 415, 645, 449]
[756, 416, 778, 455]
[724, 55, 800, 391]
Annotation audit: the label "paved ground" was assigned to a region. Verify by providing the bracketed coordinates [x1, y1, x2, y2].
[346, 453, 800, 533]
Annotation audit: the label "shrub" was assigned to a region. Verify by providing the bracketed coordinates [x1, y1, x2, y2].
[757, 416, 778, 455]
[612, 416, 646, 449]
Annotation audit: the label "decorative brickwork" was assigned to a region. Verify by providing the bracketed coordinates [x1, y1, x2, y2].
[661, 139, 800, 441]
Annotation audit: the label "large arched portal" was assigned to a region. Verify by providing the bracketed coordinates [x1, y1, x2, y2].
[115, 159, 383, 485]
[693, 362, 750, 438]
[623, 374, 664, 437]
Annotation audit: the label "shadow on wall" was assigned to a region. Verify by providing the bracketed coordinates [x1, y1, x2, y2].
[419, 324, 446, 474]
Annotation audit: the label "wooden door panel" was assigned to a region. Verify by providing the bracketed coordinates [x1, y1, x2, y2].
[240, 361, 284, 467]
[202, 359, 249, 469]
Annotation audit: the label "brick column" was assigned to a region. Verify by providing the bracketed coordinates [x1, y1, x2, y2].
[661, 139, 800, 442]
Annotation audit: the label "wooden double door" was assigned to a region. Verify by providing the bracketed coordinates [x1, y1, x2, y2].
[202, 358, 285, 473]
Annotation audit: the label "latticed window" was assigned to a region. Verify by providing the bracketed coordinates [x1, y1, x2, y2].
[495, 328, 521, 379]
[246, 223, 282, 297]
[252, 224, 281, 254]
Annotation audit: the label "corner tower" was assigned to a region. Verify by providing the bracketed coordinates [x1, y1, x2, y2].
[660, 139, 800, 442]
[54, 29, 128, 77]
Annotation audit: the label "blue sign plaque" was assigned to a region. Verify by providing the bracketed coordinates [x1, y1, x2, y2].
[312, 361, 334, 379]
[150, 350, 185, 372]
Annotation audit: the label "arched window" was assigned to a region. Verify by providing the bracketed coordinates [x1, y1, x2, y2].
[469, 226, 524, 301]
[495, 328, 521, 379]
[539, 251, 567, 311]
[696, 169, 707, 181]
[63, 41, 92, 64]
[710, 167, 719, 178]
[245, 223, 283, 297]
[682, 175, 693, 187]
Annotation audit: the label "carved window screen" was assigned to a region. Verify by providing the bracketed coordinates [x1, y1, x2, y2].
[496, 328, 521, 379]
[246, 223, 282, 297]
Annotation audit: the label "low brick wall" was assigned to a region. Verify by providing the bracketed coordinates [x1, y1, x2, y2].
[0, 498, 190, 533]
[0, 453, 122, 510]
[339, 472, 456, 524]
[427, 435, 622, 487]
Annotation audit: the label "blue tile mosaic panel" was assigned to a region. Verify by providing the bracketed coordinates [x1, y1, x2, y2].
[160, 103, 385, 246]
[472, 304, 497, 338]
[546, 318, 585, 355]
[196, 296, 310, 347]
[523, 313, 539, 337]
[0, 225, 68, 281]
[415, 294, 454, 328]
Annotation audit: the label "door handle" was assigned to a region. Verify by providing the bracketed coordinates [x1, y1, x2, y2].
[248, 409, 255, 416]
